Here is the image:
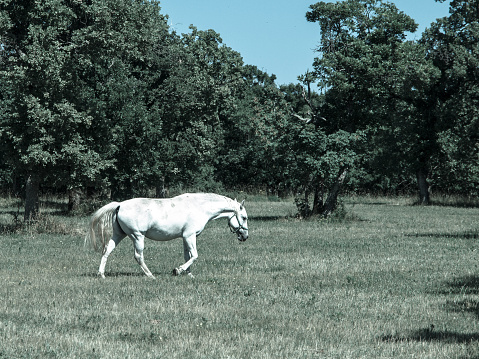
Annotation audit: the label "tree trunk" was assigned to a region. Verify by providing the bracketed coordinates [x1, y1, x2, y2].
[311, 178, 324, 215]
[68, 187, 82, 212]
[24, 173, 40, 221]
[322, 167, 348, 218]
[416, 167, 430, 205]
[294, 185, 312, 219]
[155, 176, 168, 198]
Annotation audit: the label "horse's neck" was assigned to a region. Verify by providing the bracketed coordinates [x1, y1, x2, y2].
[207, 196, 237, 220]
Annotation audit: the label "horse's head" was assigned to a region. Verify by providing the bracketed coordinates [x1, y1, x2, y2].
[229, 199, 249, 241]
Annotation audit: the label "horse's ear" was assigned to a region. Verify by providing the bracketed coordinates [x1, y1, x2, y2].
[240, 199, 245, 208]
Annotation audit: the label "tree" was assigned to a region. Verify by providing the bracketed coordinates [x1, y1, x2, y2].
[306, 0, 448, 205]
[1, 0, 107, 218]
[154, 26, 245, 193]
[282, 78, 366, 217]
[420, 0, 479, 198]
[74, 0, 171, 199]
[217, 64, 283, 191]
[0, 0, 169, 217]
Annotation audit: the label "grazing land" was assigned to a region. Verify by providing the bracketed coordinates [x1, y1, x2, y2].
[1, 196, 479, 358]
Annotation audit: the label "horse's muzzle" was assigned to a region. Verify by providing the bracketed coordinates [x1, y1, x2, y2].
[237, 231, 248, 242]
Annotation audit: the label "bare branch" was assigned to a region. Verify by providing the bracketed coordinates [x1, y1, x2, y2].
[292, 113, 312, 124]
[292, 112, 327, 126]
[302, 86, 316, 112]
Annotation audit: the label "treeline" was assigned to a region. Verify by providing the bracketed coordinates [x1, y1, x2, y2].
[1, 0, 478, 219]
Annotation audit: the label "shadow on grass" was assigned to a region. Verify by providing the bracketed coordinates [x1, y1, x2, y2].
[431, 275, 479, 295]
[382, 275, 479, 349]
[81, 272, 147, 278]
[429, 199, 479, 209]
[447, 299, 479, 318]
[406, 231, 479, 239]
[249, 215, 290, 221]
[353, 202, 392, 206]
[81, 270, 183, 278]
[381, 327, 479, 344]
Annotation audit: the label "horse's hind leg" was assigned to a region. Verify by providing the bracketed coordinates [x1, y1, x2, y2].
[98, 228, 125, 278]
[130, 233, 155, 279]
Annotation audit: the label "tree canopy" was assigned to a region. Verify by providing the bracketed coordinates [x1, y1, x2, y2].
[1, 0, 478, 219]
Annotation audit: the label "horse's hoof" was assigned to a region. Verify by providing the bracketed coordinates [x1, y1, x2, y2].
[172, 268, 183, 276]
[97, 272, 106, 279]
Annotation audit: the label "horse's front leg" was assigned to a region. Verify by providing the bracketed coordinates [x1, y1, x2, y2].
[173, 234, 197, 277]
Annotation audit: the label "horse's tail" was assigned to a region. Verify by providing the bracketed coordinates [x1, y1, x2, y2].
[85, 201, 121, 253]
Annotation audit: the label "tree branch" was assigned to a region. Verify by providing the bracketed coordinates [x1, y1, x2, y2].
[291, 112, 327, 126]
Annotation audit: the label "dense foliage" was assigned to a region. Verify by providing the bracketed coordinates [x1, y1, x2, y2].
[1, 0, 478, 218]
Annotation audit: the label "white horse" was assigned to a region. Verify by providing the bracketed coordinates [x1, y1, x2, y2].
[85, 193, 248, 278]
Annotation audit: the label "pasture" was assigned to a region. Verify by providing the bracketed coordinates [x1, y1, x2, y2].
[1, 195, 479, 358]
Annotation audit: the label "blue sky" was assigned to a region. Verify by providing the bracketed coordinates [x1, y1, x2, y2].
[160, 0, 451, 86]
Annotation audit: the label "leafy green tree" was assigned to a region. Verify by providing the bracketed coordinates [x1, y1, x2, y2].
[420, 0, 479, 198]
[217, 64, 283, 190]
[361, 38, 440, 202]
[281, 78, 367, 217]
[306, 0, 446, 206]
[0, 37, 15, 193]
[369, 0, 479, 202]
[0, 0, 169, 217]
[74, 0, 171, 199]
[155, 26, 245, 192]
[0, 0, 105, 218]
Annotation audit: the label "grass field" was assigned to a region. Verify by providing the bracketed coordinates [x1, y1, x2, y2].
[2, 196, 479, 358]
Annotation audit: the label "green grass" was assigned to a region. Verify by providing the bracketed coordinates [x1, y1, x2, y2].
[1, 196, 479, 358]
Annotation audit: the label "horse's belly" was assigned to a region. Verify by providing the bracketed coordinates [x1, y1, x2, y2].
[145, 226, 182, 241]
